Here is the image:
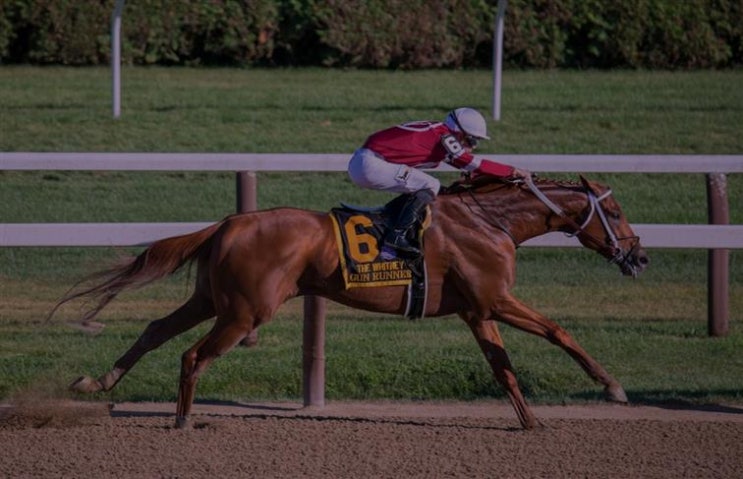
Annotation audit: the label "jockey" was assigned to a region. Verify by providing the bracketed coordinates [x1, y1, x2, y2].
[348, 107, 530, 260]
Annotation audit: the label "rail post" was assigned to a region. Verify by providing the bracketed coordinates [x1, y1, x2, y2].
[111, 0, 126, 118]
[236, 171, 257, 212]
[303, 295, 326, 407]
[236, 172, 260, 347]
[706, 173, 730, 337]
[491, 0, 508, 121]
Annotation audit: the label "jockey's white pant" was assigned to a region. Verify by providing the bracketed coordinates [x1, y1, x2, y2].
[347, 148, 441, 195]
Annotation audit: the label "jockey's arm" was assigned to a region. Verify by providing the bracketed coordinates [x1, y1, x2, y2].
[475, 161, 531, 179]
[441, 134, 529, 179]
[473, 158, 516, 177]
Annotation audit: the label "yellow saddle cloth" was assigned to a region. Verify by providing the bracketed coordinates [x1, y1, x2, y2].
[329, 200, 430, 319]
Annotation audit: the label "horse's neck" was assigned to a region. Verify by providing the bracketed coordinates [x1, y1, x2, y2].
[442, 183, 587, 243]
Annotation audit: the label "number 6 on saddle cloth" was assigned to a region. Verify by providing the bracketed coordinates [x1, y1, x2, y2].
[330, 195, 432, 319]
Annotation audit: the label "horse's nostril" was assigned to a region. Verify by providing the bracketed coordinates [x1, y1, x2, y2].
[638, 255, 649, 266]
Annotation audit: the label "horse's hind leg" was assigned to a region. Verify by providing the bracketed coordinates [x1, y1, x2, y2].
[175, 316, 252, 428]
[462, 314, 538, 429]
[70, 292, 215, 394]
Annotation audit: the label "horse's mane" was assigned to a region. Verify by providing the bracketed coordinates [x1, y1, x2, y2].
[440, 175, 584, 196]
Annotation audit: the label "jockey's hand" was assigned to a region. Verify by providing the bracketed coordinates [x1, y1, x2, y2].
[509, 168, 531, 180]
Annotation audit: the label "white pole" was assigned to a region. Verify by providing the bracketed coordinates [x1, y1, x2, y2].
[112, 0, 126, 119]
[492, 0, 508, 121]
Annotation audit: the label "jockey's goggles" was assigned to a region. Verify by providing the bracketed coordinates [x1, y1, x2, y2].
[464, 135, 480, 149]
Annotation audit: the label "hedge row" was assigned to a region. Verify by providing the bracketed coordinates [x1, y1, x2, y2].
[1, 0, 741, 68]
[505, 0, 743, 68]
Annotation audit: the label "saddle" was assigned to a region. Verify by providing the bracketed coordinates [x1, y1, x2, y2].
[329, 195, 430, 319]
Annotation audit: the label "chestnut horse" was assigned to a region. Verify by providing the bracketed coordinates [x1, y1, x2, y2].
[52, 175, 648, 429]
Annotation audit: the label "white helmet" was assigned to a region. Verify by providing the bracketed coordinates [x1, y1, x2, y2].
[444, 107, 490, 140]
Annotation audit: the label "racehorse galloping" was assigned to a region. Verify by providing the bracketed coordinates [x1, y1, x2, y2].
[52, 175, 649, 429]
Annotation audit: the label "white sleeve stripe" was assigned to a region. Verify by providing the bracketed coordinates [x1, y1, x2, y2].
[461, 156, 481, 172]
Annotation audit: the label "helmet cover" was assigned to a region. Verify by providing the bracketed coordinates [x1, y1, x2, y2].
[444, 107, 490, 140]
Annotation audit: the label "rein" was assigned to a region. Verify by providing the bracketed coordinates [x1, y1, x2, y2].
[463, 188, 519, 246]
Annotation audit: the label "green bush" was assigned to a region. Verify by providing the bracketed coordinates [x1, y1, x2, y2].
[0, 0, 279, 66]
[0, 2, 12, 59]
[501, 0, 741, 68]
[501, 0, 573, 68]
[0, 0, 741, 68]
[121, 0, 279, 65]
[309, 0, 490, 68]
[0, 0, 109, 65]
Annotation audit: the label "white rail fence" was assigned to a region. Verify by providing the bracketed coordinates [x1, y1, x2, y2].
[2, 152, 741, 405]
[2, 152, 741, 248]
[2, 221, 742, 249]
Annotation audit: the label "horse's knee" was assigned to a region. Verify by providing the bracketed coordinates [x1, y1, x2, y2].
[546, 326, 571, 345]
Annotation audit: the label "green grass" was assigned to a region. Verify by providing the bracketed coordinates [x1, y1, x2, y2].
[3, 303, 743, 406]
[2, 67, 742, 154]
[1, 67, 742, 407]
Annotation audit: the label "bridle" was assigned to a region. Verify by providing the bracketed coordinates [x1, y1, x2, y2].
[523, 176, 641, 274]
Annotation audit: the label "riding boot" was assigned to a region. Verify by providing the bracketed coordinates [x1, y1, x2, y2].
[380, 190, 435, 260]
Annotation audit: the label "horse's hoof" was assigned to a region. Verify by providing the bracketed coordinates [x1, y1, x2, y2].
[522, 418, 539, 430]
[175, 416, 192, 429]
[70, 376, 103, 393]
[604, 383, 628, 403]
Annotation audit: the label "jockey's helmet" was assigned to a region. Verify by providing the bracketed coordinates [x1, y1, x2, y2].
[444, 108, 490, 145]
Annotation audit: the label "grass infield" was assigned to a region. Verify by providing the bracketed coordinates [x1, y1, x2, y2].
[0, 67, 741, 405]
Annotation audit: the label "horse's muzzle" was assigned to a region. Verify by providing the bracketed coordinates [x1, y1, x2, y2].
[613, 244, 649, 278]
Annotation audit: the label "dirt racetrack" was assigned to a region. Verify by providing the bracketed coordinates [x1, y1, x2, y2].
[2, 399, 743, 478]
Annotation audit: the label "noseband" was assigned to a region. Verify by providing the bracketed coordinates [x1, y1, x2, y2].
[523, 176, 639, 270]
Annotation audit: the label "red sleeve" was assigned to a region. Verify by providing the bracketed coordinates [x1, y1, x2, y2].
[475, 159, 515, 177]
[440, 136, 515, 177]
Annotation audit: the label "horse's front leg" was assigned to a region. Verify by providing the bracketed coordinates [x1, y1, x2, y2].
[494, 295, 627, 403]
[460, 313, 538, 429]
[70, 293, 215, 394]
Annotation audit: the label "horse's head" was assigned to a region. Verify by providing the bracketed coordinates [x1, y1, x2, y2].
[573, 176, 649, 278]
[441, 174, 649, 277]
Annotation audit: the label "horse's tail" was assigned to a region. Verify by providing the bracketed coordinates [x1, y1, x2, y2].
[48, 221, 225, 324]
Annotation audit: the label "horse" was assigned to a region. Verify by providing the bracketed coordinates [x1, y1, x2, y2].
[51, 175, 649, 429]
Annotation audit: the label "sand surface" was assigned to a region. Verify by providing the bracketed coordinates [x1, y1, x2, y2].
[2, 399, 743, 478]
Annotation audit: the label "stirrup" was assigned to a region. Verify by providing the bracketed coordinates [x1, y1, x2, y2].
[380, 235, 420, 260]
[380, 245, 398, 261]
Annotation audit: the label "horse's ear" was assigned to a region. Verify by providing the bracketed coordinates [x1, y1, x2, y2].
[579, 175, 597, 194]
